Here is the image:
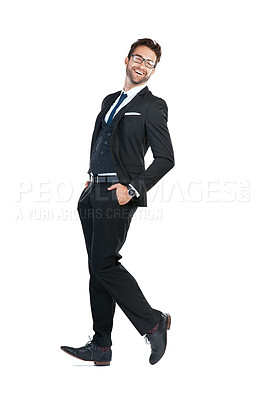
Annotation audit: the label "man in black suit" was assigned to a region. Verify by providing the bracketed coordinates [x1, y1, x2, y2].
[61, 38, 175, 366]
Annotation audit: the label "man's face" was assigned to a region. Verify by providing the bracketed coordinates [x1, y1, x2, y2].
[125, 45, 156, 86]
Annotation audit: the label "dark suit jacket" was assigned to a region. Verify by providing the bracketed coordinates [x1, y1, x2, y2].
[89, 86, 175, 207]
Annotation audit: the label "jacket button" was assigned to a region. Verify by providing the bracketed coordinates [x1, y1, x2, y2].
[101, 151, 104, 155]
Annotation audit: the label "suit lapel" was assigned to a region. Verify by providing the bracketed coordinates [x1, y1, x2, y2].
[109, 87, 150, 183]
[90, 92, 120, 151]
[90, 86, 149, 152]
[112, 86, 149, 129]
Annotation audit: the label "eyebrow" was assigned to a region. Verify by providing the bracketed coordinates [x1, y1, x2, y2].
[135, 54, 156, 63]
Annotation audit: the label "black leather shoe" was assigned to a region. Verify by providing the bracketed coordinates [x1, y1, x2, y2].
[61, 340, 111, 366]
[145, 313, 171, 365]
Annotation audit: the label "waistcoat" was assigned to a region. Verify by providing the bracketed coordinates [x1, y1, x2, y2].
[88, 118, 117, 175]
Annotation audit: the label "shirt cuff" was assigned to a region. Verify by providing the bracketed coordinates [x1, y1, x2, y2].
[128, 183, 140, 198]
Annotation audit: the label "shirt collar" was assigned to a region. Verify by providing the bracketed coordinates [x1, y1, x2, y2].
[122, 83, 147, 98]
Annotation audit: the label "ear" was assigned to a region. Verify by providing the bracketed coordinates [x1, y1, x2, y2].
[125, 56, 129, 66]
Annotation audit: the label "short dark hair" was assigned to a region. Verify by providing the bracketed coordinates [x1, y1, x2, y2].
[127, 38, 162, 67]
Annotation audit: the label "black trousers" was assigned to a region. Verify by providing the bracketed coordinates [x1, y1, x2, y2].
[77, 182, 161, 347]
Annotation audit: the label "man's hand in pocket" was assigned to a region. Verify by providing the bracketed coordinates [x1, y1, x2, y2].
[107, 183, 132, 205]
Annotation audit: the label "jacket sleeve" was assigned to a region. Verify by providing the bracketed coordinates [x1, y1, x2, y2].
[130, 98, 175, 195]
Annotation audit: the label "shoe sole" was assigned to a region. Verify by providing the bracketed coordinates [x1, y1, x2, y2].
[94, 361, 111, 366]
[165, 313, 171, 360]
[61, 347, 111, 366]
[166, 313, 171, 330]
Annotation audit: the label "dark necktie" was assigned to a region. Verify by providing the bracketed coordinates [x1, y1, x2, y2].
[106, 92, 127, 126]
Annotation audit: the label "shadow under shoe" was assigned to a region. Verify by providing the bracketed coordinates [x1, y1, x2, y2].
[61, 340, 111, 366]
[145, 313, 171, 365]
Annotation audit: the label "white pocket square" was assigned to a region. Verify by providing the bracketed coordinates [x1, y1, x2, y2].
[124, 112, 141, 116]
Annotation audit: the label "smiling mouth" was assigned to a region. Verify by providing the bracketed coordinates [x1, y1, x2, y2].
[133, 68, 144, 76]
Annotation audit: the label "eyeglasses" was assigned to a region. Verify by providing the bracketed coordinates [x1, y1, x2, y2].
[131, 54, 156, 69]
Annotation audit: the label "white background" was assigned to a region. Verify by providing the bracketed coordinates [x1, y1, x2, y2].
[1, 0, 265, 399]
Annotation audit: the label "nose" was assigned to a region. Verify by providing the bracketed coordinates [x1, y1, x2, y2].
[134, 61, 145, 70]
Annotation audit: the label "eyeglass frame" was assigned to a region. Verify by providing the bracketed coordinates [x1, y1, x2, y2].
[131, 54, 156, 69]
